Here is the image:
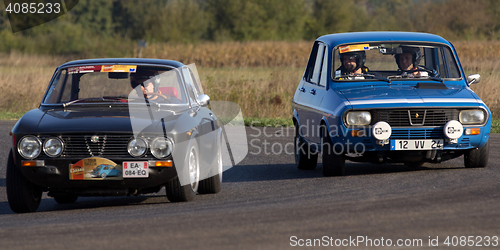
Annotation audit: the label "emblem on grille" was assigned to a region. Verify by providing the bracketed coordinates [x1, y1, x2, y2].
[408, 110, 426, 126]
[91, 135, 99, 143]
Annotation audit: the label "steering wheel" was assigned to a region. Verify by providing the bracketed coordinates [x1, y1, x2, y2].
[145, 92, 170, 102]
[405, 66, 438, 77]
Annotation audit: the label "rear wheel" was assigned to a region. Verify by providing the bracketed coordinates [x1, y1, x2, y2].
[6, 150, 43, 213]
[322, 126, 345, 177]
[295, 125, 318, 170]
[464, 141, 489, 168]
[166, 140, 199, 202]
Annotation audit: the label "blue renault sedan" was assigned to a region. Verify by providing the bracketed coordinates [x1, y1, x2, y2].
[292, 32, 490, 176]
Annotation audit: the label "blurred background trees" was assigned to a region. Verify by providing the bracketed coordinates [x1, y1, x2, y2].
[0, 0, 499, 56]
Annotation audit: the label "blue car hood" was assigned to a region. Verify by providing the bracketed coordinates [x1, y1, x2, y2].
[337, 83, 482, 109]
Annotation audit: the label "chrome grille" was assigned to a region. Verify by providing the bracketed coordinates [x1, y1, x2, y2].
[374, 109, 459, 126]
[61, 134, 132, 158]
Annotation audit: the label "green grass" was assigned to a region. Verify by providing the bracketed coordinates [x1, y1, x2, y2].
[0, 112, 24, 120]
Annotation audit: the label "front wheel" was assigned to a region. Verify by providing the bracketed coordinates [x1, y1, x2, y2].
[166, 140, 200, 202]
[199, 140, 223, 194]
[6, 150, 43, 213]
[464, 141, 489, 168]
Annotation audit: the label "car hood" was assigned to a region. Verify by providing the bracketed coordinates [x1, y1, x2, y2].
[17, 107, 183, 134]
[337, 83, 482, 109]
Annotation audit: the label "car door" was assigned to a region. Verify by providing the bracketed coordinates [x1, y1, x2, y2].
[296, 42, 328, 144]
[181, 67, 217, 166]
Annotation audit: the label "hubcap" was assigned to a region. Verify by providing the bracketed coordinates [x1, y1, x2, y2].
[188, 147, 199, 192]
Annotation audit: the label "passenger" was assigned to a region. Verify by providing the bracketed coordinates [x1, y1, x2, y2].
[335, 50, 369, 79]
[395, 46, 428, 77]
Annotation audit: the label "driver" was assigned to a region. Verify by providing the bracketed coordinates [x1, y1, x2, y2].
[130, 70, 169, 101]
[395, 46, 428, 77]
[335, 50, 369, 80]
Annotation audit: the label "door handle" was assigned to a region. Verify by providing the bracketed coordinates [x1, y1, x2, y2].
[309, 89, 316, 95]
[299, 87, 306, 92]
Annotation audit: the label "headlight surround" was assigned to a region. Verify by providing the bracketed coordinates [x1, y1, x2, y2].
[43, 137, 64, 157]
[150, 137, 174, 159]
[128, 137, 148, 157]
[459, 109, 486, 125]
[18, 136, 42, 159]
[346, 111, 371, 126]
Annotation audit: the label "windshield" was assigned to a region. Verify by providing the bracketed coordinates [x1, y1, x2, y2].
[43, 65, 187, 105]
[332, 43, 461, 81]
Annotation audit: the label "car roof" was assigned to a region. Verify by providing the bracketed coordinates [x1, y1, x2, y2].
[58, 58, 185, 69]
[317, 31, 452, 47]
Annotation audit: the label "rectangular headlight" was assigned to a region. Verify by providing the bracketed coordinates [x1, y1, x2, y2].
[346, 111, 371, 126]
[459, 109, 485, 125]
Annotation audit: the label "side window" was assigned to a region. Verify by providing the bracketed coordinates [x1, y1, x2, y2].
[318, 46, 328, 87]
[182, 67, 198, 106]
[444, 48, 460, 78]
[311, 43, 325, 84]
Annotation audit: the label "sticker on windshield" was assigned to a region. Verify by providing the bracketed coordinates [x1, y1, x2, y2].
[68, 65, 102, 74]
[339, 44, 370, 53]
[101, 65, 137, 73]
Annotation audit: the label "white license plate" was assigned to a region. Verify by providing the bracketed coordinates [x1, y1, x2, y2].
[122, 161, 149, 178]
[390, 139, 443, 150]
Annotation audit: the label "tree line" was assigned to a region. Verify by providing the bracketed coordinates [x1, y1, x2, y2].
[0, 0, 499, 56]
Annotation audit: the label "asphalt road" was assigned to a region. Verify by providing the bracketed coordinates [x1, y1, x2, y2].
[0, 120, 499, 249]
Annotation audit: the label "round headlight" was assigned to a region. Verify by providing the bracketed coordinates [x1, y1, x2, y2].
[150, 137, 173, 159]
[128, 138, 148, 157]
[459, 109, 485, 125]
[18, 136, 41, 159]
[43, 137, 64, 157]
[346, 111, 371, 126]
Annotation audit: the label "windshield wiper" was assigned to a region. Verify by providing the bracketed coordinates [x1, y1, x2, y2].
[335, 73, 391, 83]
[62, 98, 124, 108]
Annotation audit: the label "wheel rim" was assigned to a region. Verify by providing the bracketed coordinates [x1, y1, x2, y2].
[188, 146, 199, 192]
[217, 144, 223, 181]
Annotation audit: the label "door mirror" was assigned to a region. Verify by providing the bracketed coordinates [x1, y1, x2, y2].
[198, 94, 210, 107]
[467, 74, 481, 85]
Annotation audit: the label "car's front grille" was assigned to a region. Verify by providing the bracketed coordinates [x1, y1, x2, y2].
[60, 134, 133, 158]
[374, 109, 459, 127]
[390, 128, 444, 139]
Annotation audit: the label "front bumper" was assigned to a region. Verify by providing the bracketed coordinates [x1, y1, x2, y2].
[17, 158, 178, 191]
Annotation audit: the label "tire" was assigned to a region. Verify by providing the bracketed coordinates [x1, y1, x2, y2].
[295, 125, 318, 170]
[53, 194, 78, 204]
[6, 150, 43, 213]
[199, 141, 222, 194]
[101, 173, 107, 178]
[464, 141, 489, 168]
[166, 140, 199, 202]
[321, 126, 345, 177]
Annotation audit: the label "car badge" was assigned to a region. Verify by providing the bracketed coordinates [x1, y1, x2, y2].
[415, 113, 419, 118]
[91, 135, 99, 143]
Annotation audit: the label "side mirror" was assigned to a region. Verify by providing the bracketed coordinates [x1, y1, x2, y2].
[197, 94, 210, 107]
[467, 74, 481, 85]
